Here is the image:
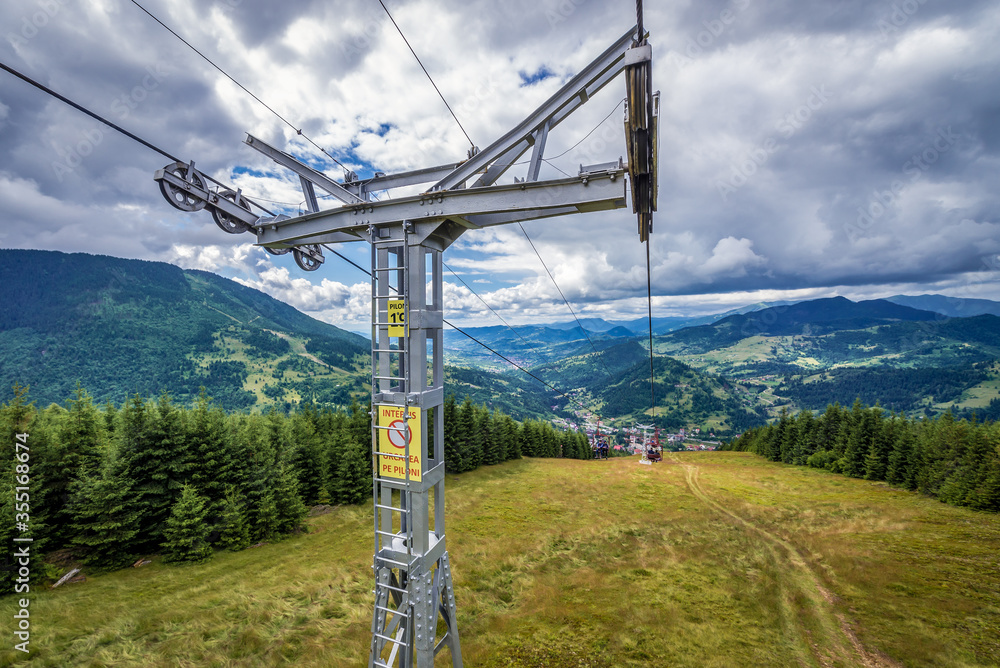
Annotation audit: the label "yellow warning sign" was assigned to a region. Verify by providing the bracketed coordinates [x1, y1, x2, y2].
[387, 299, 406, 337]
[377, 405, 422, 481]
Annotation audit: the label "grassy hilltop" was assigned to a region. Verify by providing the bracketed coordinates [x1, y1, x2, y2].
[3, 453, 998, 667]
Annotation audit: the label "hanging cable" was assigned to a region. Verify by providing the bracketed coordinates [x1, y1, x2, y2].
[645, 240, 656, 419]
[442, 261, 539, 352]
[129, 0, 351, 173]
[324, 245, 601, 418]
[0, 60, 277, 216]
[516, 223, 618, 381]
[443, 321, 596, 416]
[377, 0, 475, 149]
[1, 62, 177, 163]
[545, 98, 626, 162]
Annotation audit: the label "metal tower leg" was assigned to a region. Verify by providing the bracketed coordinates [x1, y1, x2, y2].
[369, 223, 462, 668]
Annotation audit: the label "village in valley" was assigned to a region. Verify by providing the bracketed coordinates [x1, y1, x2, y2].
[552, 408, 721, 455]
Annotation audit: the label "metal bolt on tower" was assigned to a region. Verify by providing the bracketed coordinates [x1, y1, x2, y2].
[151, 17, 656, 668]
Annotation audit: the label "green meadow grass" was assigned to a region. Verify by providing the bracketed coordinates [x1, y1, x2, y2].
[2, 453, 998, 666]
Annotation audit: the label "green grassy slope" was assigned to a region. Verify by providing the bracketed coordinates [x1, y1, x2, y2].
[3, 453, 998, 667]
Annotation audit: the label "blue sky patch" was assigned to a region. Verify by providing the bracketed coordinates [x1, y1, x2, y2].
[519, 66, 555, 87]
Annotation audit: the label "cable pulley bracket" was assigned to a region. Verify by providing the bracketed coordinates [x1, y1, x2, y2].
[624, 38, 658, 243]
[154, 161, 261, 233]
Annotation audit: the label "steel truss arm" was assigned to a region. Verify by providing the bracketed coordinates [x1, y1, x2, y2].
[244, 134, 364, 204]
[430, 26, 639, 191]
[245, 135, 465, 201]
[256, 168, 626, 248]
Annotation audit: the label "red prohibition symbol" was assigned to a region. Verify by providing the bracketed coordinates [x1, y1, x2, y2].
[386, 419, 411, 449]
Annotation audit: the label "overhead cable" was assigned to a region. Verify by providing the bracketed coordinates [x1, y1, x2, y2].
[0, 60, 276, 215]
[376, 0, 476, 148]
[328, 246, 601, 418]
[442, 261, 538, 352]
[129, 0, 351, 172]
[516, 222, 618, 381]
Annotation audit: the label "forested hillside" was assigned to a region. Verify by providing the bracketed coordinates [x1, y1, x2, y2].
[725, 400, 1000, 513]
[0, 250, 370, 411]
[0, 384, 595, 593]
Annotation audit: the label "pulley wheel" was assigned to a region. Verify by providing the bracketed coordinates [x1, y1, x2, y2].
[293, 245, 323, 271]
[158, 162, 207, 212]
[212, 189, 253, 234]
[264, 246, 292, 256]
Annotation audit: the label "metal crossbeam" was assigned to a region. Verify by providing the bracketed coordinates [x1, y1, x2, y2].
[256, 169, 626, 249]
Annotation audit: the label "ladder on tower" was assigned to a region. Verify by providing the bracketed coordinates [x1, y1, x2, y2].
[369, 226, 462, 668]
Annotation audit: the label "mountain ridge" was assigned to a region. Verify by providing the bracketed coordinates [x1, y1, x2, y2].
[0, 249, 369, 410]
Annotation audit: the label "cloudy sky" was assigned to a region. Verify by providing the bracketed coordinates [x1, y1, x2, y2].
[2, 0, 999, 331]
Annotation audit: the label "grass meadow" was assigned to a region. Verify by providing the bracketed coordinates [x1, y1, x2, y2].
[1, 452, 998, 667]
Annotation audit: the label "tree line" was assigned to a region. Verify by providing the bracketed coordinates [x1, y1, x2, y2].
[0, 385, 595, 594]
[777, 365, 990, 414]
[723, 399, 1000, 512]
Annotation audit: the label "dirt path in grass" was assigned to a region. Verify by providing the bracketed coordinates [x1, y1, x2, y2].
[670, 455, 900, 668]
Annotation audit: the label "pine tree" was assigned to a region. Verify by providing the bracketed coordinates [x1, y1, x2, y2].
[162, 484, 213, 563]
[0, 482, 16, 594]
[274, 461, 308, 534]
[505, 415, 522, 460]
[792, 410, 816, 465]
[346, 399, 372, 453]
[519, 421, 537, 458]
[457, 398, 481, 470]
[816, 403, 842, 454]
[120, 393, 189, 551]
[17, 408, 58, 551]
[103, 400, 118, 439]
[863, 410, 892, 481]
[482, 408, 501, 466]
[442, 395, 464, 473]
[966, 425, 1000, 510]
[237, 415, 279, 542]
[0, 384, 33, 465]
[61, 384, 105, 478]
[336, 439, 371, 505]
[775, 408, 794, 463]
[886, 418, 917, 489]
[970, 448, 1000, 512]
[841, 401, 876, 478]
[187, 389, 232, 521]
[321, 411, 349, 500]
[217, 486, 250, 551]
[289, 410, 327, 504]
[70, 451, 140, 571]
[251, 489, 279, 542]
[494, 410, 510, 462]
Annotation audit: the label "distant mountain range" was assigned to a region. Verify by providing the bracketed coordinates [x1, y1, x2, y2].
[535, 295, 1000, 337]
[445, 294, 1000, 365]
[540, 302, 796, 336]
[3, 249, 997, 428]
[884, 294, 1000, 318]
[0, 250, 603, 421]
[448, 294, 1000, 425]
